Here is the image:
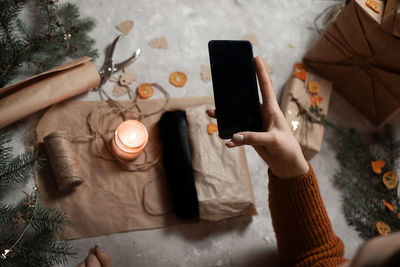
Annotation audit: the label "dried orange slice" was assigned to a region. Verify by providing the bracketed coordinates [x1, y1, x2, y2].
[308, 81, 320, 94]
[169, 71, 187, 87]
[366, 0, 380, 14]
[294, 69, 307, 81]
[382, 171, 398, 189]
[310, 95, 324, 108]
[293, 62, 306, 72]
[382, 199, 395, 211]
[137, 83, 154, 99]
[371, 160, 385, 174]
[376, 221, 390, 235]
[207, 123, 218, 135]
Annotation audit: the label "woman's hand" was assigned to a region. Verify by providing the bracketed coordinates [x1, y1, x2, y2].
[77, 245, 112, 267]
[206, 56, 308, 179]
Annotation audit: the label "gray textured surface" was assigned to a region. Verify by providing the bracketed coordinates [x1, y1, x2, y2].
[6, 0, 400, 266]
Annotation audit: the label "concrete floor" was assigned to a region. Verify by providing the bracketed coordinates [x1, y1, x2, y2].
[6, 0, 400, 266]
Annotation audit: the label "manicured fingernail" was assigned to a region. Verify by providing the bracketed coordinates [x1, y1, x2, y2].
[95, 244, 104, 251]
[232, 134, 244, 143]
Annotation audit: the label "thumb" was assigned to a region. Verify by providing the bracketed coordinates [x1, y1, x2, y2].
[94, 245, 113, 267]
[227, 131, 276, 147]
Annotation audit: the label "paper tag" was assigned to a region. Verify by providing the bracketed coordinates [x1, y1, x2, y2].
[119, 69, 137, 86]
[112, 84, 128, 97]
[200, 65, 211, 82]
[148, 36, 168, 49]
[116, 20, 134, 35]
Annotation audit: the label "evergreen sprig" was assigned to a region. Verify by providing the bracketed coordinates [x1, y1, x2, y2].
[1, 227, 76, 267]
[0, 151, 41, 184]
[0, 130, 75, 265]
[299, 96, 400, 239]
[30, 206, 69, 234]
[334, 125, 400, 239]
[0, 0, 98, 88]
[0, 132, 12, 169]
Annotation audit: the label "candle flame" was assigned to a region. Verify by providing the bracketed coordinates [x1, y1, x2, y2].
[130, 133, 137, 141]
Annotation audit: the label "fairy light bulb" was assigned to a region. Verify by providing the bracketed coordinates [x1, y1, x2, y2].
[1, 249, 10, 260]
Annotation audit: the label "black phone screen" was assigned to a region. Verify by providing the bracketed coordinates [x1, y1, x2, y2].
[208, 40, 263, 139]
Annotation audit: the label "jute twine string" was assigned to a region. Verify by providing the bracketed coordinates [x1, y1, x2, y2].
[43, 131, 84, 191]
[312, 3, 400, 95]
[312, 0, 346, 34]
[44, 83, 171, 214]
[74, 83, 170, 172]
[306, 2, 400, 123]
[93, 84, 171, 216]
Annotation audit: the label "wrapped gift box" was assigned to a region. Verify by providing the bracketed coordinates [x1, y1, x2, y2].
[280, 69, 332, 160]
[303, 0, 400, 125]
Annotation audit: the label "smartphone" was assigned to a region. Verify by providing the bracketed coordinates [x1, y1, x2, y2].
[208, 40, 263, 139]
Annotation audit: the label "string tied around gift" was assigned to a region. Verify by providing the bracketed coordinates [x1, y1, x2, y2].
[305, 2, 400, 122]
[76, 83, 170, 172]
[312, 0, 346, 34]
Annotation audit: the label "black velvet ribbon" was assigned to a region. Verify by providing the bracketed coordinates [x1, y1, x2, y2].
[159, 110, 199, 219]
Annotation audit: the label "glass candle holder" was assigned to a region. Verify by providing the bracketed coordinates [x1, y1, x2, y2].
[111, 120, 148, 161]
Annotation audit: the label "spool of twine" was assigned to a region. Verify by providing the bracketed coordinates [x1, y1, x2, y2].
[43, 131, 84, 191]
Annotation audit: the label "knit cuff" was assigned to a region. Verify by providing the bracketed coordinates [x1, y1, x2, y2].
[268, 163, 317, 195]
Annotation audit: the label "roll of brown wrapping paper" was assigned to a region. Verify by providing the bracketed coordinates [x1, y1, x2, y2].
[0, 57, 100, 127]
[43, 131, 84, 191]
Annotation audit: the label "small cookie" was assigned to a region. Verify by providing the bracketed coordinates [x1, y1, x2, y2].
[116, 20, 134, 35]
[169, 71, 187, 87]
[113, 84, 128, 97]
[119, 69, 137, 86]
[149, 36, 168, 49]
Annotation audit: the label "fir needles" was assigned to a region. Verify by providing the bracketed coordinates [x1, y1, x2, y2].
[0, 130, 76, 266]
[334, 125, 400, 239]
[0, 0, 98, 88]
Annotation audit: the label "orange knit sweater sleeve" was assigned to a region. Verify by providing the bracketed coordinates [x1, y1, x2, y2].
[268, 163, 348, 267]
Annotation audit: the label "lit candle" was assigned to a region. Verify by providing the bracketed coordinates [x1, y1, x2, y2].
[112, 120, 148, 161]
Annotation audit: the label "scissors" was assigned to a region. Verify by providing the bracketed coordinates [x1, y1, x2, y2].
[96, 35, 141, 98]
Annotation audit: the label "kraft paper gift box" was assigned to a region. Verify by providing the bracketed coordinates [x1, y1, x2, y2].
[280, 71, 332, 160]
[303, 0, 400, 126]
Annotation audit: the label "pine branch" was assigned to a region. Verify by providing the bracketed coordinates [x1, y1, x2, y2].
[0, 131, 12, 169]
[333, 125, 400, 239]
[0, 0, 98, 87]
[0, 203, 17, 225]
[1, 228, 76, 266]
[31, 206, 69, 234]
[0, 151, 41, 184]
